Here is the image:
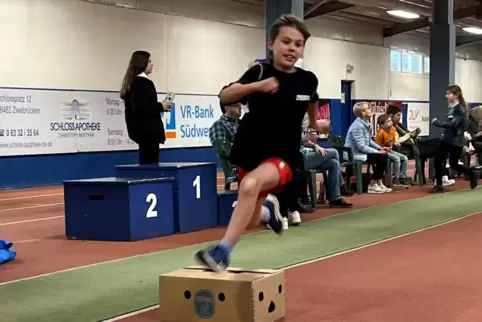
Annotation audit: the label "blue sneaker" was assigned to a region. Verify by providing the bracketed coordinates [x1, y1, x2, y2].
[263, 194, 284, 235]
[195, 245, 231, 273]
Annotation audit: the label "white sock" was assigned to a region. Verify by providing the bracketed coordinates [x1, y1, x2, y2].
[261, 205, 270, 222]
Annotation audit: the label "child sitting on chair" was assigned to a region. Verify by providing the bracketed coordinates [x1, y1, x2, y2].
[375, 114, 410, 187]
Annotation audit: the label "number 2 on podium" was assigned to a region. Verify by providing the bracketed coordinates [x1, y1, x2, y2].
[192, 175, 201, 199]
[146, 193, 158, 218]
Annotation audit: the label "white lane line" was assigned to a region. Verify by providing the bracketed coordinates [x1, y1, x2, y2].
[102, 306, 160, 321]
[100, 209, 482, 321]
[0, 193, 63, 202]
[0, 203, 63, 213]
[0, 216, 64, 226]
[14, 239, 42, 244]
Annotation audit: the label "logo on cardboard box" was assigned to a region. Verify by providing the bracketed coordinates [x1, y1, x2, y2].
[194, 289, 215, 318]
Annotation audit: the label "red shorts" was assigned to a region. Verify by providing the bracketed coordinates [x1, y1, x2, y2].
[237, 158, 293, 198]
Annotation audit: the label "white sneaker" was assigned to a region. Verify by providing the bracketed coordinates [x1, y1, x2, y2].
[379, 182, 392, 192]
[289, 211, 301, 226]
[441, 175, 455, 186]
[367, 183, 385, 193]
[282, 217, 289, 230]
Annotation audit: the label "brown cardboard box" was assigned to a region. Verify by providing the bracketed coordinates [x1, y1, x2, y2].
[159, 266, 285, 322]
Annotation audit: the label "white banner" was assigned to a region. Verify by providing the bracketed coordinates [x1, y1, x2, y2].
[160, 94, 220, 148]
[0, 88, 221, 156]
[406, 103, 430, 136]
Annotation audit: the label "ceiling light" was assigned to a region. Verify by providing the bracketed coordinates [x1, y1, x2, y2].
[462, 27, 482, 35]
[386, 10, 420, 19]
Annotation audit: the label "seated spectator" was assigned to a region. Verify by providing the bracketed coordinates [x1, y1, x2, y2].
[301, 128, 353, 207]
[209, 102, 242, 188]
[375, 114, 410, 187]
[468, 105, 482, 153]
[386, 104, 441, 156]
[345, 102, 391, 194]
[209, 102, 241, 147]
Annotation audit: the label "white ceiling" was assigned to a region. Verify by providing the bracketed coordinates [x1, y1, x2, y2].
[81, 0, 482, 44]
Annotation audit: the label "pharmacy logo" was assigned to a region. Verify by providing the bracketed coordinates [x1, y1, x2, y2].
[59, 97, 92, 121]
[163, 103, 176, 139]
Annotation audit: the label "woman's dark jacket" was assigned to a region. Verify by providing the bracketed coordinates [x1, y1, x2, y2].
[432, 104, 467, 147]
[123, 76, 166, 144]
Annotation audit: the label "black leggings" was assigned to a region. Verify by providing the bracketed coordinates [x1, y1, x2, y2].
[366, 153, 388, 180]
[434, 141, 473, 186]
[277, 154, 306, 217]
[138, 141, 160, 164]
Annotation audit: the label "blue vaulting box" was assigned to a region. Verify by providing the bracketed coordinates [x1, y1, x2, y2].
[217, 190, 238, 226]
[63, 177, 175, 241]
[115, 162, 218, 233]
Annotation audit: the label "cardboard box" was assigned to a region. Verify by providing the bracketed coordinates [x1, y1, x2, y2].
[159, 266, 285, 322]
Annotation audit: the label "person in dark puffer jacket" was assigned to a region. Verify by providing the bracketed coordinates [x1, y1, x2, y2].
[429, 85, 478, 193]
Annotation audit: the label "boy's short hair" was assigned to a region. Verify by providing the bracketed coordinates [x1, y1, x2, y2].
[269, 14, 311, 44]
[220, 101, 241, 114]
[386, 104, 401, 115]
[353, 101, 368, 117]
[377, 113, 391, 125]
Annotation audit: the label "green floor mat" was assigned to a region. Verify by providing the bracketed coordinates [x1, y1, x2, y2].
[2, 189, 482, 322]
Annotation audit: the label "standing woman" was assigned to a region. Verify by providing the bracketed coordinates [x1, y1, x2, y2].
[429, 85, 478, 193]
[120, 51, 172, 164]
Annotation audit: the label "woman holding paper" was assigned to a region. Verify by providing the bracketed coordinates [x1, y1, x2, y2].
[120, 50, 172, 164]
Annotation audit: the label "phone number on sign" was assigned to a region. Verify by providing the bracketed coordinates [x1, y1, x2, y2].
[0, 141, 53, 149]
[0, 129, 40, 137]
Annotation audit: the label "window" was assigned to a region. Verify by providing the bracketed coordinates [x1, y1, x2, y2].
[401, 51, 412, 72]
[412, 54, 422, 73]
[390, 49, 402, 72]
[391, 48, 428, 75]
[424, 56, 430, 73]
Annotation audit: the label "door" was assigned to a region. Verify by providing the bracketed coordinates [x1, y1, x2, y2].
[341, 80, 353, 137]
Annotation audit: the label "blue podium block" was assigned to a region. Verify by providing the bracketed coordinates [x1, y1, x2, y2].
[115, 162, 218, 233]
[63, 177, 175, 241]
[217, 190, 238, 226]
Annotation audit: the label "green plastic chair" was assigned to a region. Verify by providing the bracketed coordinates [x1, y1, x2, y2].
[327, 135, 364, 194]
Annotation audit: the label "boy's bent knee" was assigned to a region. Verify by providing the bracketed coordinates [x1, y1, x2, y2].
[239, 177, 260, 196]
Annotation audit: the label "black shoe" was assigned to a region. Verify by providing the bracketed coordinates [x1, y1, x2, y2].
[428, 185, 444, 193]
[296, 200, 313, 213]
[300, 197, 310, 205]
[329, 198, 353, 208]
[469, 172, 479, 189]
[340, 185, 354, 196]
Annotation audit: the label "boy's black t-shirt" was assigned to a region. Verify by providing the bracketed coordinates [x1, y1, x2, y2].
[223, 63, 318, 171]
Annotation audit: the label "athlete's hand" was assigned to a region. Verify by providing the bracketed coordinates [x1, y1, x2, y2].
[256, 77, 279, 93]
